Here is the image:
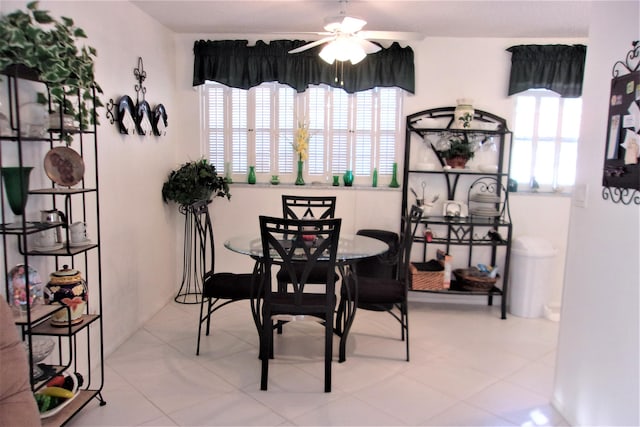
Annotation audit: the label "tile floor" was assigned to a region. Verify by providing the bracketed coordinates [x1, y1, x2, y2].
[68, 300, 567, 426]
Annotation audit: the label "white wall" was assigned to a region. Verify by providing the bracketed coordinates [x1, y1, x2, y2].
[1, 1, 181, 356]
[553, 1, 640, 425]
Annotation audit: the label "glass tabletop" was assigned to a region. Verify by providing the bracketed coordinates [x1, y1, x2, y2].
[224, 233, 388, 261]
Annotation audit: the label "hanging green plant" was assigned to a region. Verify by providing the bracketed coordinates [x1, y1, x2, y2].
[162, 159, 231, 207]
[0, 1, 104, 132]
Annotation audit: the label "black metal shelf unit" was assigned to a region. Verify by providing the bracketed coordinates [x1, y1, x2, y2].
[402, 106, 513, 319]
[0, 66, 105, 425]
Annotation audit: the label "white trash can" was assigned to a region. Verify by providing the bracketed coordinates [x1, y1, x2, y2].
[508, 236, 557, 318]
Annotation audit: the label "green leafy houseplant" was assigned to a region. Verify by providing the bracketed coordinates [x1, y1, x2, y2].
[440, 137, 475, 159]
[0, 1, 104, 132]
[162, 159, 231, 207]
[437, 135, 475, 168]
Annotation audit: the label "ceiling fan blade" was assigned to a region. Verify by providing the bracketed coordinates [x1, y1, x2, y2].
[357, 30, 425, 41]
[341, 16, 367, 33]
[351, 38, 382, 54]
[288, 36, 336, 54]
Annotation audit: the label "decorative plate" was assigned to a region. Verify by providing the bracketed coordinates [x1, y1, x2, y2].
[43, 147, 85, 187]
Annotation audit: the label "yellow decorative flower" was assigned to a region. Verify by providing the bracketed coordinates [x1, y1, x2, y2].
[292, 121, 309, 161]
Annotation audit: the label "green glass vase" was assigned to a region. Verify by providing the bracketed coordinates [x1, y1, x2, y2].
[295, 160, 305, 185]
[248, 166, 256, 184]
[389, 162, 400, 188]
[343, 170, 354, 186]
[1, 166, 33, 227]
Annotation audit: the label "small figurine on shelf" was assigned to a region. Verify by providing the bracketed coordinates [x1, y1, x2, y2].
[530, 177, 540, 192]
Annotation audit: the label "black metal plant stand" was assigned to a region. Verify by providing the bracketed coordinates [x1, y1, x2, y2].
[175, 205, 202, 304]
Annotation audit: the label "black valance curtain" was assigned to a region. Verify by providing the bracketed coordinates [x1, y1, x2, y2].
[193, 39, 415, 94]
[506, 44, 586, 98]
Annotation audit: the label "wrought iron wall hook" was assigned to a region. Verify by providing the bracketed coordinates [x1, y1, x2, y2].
[105, 56, 168, 136]
[134, 57, 147, 104]
[105, 99, 116, 125]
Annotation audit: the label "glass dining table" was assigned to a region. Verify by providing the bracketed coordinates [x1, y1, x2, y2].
[224, 233, 388, 362]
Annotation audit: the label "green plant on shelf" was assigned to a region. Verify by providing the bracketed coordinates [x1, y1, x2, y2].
[0, 1, 104, 135]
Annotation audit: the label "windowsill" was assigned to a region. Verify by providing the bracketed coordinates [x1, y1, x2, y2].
[510, 190, 572, 197]
[229, 182, 401, 191]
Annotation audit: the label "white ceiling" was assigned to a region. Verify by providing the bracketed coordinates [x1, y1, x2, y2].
[130, 0, 592, 39]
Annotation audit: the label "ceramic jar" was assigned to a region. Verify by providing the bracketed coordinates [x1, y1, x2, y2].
[454, 99, 474, 129]
[45, 265, 88, 326]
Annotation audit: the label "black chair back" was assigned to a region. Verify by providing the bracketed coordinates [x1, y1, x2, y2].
[281, 195, 336, 221]
[259, 216, 341, 310]
[354, 229, 400, 280]
[399, 205, 424, 281]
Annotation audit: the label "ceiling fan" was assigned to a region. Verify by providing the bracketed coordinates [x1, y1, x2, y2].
[288, 0, 423, 65]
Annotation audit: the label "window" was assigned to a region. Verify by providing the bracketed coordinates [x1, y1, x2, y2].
[510, 89, 582, 192]
[201, 82, 404, 185]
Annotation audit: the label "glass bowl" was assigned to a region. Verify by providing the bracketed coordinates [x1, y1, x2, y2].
[24, 337, 55, 379]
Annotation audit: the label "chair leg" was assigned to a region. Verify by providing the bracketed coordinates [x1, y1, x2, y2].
[335, 298, 345, 335]
[397, 303, 405, 341]
[325, 311, 333, 393]
[276, 279, 286, 334]
[260, 314, 271, 390]
[196, 296, 207, 356]
[205, 298, 213, 336]
[404, 302, 410, 362]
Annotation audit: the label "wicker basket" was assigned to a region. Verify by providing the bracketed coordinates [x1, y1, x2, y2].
[409, 261, 445, 290]
[453, 267, 497, 291]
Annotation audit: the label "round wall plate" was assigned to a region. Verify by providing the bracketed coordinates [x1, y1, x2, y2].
[43, 147, 85, 187]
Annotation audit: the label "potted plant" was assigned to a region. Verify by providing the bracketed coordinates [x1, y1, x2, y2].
[0, 1, 104, 134]
[437, 135, 475, 168]
[162, 159, 231, 208]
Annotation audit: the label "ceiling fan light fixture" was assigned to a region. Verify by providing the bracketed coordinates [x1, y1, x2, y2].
[319, 37, 367, 64]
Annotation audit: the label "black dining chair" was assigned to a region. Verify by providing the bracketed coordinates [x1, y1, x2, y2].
[255, 215, 341, 392]
[275, 195, 338, 333]
[192, 200, 258, 356]
[336, 205, 423, 361]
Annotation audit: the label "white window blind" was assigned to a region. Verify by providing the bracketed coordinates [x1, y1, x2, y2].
[330, 89, 349, 175]
[254, 87, 271, 173]
[231, 89, 248, 174]
[202, 82, 404, 184]
[205, 86, 225, 172]
[511, 90, 582, 192]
